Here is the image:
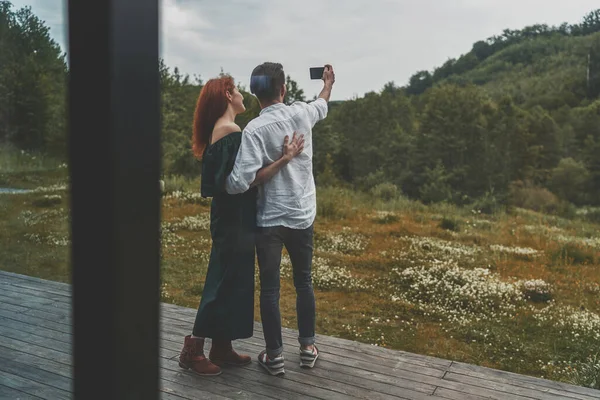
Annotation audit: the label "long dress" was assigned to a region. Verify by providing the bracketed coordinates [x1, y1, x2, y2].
[192, 131, 257, 340]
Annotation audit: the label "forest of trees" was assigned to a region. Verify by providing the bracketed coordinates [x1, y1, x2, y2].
[2, 0, 600, 212]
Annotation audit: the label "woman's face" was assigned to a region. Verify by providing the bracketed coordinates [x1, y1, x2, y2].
[229, 87, 246, 114]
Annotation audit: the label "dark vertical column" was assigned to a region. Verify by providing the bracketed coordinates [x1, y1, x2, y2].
[67, 0, 161, 398]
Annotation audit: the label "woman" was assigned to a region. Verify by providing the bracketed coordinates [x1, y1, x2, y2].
[178, 75, 304, 376]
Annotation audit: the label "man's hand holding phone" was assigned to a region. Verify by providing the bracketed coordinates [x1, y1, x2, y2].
[311, 64, 335, 102]
[322, 64, 335, 87]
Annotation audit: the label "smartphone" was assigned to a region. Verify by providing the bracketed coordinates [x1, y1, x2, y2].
[309, 67, 325, 80]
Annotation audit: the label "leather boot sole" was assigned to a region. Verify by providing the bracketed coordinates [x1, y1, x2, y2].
[210, 358, 252, 367]
[178, 360, 223, 376]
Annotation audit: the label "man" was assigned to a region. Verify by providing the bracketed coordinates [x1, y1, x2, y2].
[225, 62, 335, 376]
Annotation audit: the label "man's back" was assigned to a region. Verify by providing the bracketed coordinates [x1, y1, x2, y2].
[225, 98, 328, 229]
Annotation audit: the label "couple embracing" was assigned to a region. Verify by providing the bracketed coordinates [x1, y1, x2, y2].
[178, 62, 336, 377]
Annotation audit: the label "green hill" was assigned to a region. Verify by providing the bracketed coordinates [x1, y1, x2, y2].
[311, 11, 600, 210]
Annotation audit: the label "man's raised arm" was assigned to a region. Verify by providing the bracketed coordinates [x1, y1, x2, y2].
[305, 64, 335, 126]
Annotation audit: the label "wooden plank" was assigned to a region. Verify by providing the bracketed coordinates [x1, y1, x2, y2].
[444, 371, 579, 400]
[0, 276, 70, 295]
[430, 378, 529, 400]
[162, 308, 600, 400]
[0, 294, 70, 320]
[0, 346, 242, 400]
[0, 384, 43, 400]
[0, 342, 265, 400]
[0, 283, 71, 304]
[160, 332, 440, 400]
[23, 308, 69, 324]
[158, 377, 235, 400]
[450, 362, 600, 399]
[0, 292, 58, 308]
[0, 347, 71, 379]
[160, 393, 196, 400]
[161, 368, 268, 400]
[172, 354, 400, 400]
[160, 360, 302, 400]
[0, 309, 71, 335]
[2, 271, 600, 400]
[0, 274, 446, 382]
[0, 302, 30, 313]
[0, 285, 449, 390]
[158, 331, 422, 400]
[0, 317, 297, 400]
[159, 358, 300, 400]
[19, 284, 600, 398]
[0, 273, 70, 291]
[0, 357, 71, 392]
[0, 310, 312, 400]
[0, 324, 71, 354]
[432, 387, 489, 400]
[161, 333, 405, 400]
[0, 271, 70, 291]
[0, 336, 71, 367]
[0, 293, 436, 390]
[0, 370, 70, 400]
[161, 320, 446, 382]
[160, 311, 448, 377]
[0, 316, 71, 345]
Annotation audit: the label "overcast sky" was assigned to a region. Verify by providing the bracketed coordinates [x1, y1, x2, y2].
[10, 0, 600, 100]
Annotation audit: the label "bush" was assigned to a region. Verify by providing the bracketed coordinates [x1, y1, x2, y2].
[317, 187, 357, 220]
[0, 145, 63, 173]
[471, 191, 503, 215]
[508, 180, 560, 214]
[316, 154, 340, 188]
[370, 183, 399, 201]
[551, 243, 597, 265]
[549, 158, 590, 205]
[577, 207, 600, 224]
[440, 217, 461, 232]
[419, 162, 453, 204]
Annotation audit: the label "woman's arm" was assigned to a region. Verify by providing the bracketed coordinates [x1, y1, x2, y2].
[249, 132, 304, 188]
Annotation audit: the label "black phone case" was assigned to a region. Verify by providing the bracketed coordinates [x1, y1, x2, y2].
[310, 67, 325, 80]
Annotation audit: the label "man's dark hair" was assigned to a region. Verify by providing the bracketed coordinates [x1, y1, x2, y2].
[250, 62, 285, 102]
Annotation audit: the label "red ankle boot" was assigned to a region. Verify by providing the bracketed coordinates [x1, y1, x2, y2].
[209, 339, 251, 367]
[179, 335, 222, 376]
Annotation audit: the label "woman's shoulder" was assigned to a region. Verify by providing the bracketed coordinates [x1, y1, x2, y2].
[204, 126, 242, 161]
[211, 123, 242, 145]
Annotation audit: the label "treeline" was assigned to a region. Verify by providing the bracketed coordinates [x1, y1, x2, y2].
[0, 1, 67, 155]
[2, 0, 600, 211]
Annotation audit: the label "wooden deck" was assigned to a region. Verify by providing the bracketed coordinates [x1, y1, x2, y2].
[0, 270, 598, 400]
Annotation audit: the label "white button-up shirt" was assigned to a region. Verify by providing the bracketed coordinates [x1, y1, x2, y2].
[225, 98, 329, 229]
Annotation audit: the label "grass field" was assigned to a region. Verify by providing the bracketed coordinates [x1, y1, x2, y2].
[1, 153, 599, 389]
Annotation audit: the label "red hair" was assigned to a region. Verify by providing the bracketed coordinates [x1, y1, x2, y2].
[192, 75, 236, 159]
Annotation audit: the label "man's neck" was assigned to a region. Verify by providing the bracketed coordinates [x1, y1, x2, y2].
[260, 99, 283, 110]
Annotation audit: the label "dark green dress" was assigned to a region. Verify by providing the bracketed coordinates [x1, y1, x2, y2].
[192, 131, 257, 340]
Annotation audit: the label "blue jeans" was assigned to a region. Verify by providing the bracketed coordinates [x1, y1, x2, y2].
[256, 224, 315, 358]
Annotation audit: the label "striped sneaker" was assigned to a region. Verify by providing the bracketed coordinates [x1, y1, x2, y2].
[299, 345, 319, 368]
[258, 350, 285, 376]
